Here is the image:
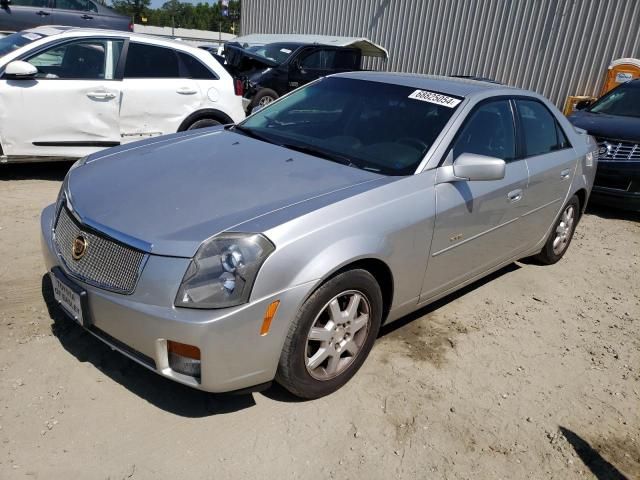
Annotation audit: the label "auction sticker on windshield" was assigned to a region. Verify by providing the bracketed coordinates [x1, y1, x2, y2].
[408, 90, 462, 108]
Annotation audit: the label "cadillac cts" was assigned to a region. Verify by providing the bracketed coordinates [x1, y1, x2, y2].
[41, 73, 597, 399]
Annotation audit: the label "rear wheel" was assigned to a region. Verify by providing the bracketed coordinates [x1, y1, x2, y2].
[186, 118, 222, 130]
[276, 269, 383, 399]
[534, 195, 580, 264]
[248, 88, 279, 113]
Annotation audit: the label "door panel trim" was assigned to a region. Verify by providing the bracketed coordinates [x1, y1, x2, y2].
[431, 217, 519, 257]
[521, 197, 561, 217]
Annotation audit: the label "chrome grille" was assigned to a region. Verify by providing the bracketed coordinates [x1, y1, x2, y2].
[597, 139, 640, 162]
[54, 208, 146, 294]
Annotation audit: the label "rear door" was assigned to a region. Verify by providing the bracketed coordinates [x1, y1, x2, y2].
[0, 37, 123, 159]
[421, 98, 530, 301]
[0, 0, 53, 32]
[514, 99, 577, 245]
[51, 0, 101, 29]
[119, 41, 202, 142]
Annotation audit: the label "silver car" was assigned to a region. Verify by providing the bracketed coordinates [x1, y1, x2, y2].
[41, 73, 597, 399]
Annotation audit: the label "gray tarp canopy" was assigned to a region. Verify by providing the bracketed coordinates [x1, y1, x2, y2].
[230, 34, 389, 59]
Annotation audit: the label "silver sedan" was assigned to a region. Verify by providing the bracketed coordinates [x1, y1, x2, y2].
[41, 72, 597, 399]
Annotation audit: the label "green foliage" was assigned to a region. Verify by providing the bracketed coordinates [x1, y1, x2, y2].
[110, 0, 241, 33]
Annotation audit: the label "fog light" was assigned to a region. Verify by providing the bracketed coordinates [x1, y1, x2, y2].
[167, 340, 201, 378]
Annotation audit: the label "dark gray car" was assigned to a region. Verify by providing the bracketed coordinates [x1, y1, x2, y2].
[0, 0, 131, 34]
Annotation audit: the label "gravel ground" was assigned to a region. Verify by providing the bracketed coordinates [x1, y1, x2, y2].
[1, 162, 639, 480]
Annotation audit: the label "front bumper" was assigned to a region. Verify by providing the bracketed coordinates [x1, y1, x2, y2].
[590, 161, 640, 211]
[40, 204, 313, 393]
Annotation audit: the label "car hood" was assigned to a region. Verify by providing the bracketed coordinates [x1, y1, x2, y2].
[66, 129, 383, 258]
[568, 110, 640, 143]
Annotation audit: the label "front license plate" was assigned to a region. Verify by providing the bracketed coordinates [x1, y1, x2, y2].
[51, 269, 84, 325]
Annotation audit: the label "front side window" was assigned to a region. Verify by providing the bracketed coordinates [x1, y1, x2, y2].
[26, 39, 123, 80]
[588, 82, 640, 118]
[300, 49, 335, 70]
[124, 43, 179, 78]
[451, 100, 516, 161]
[517, 99, 569, 157]
[238, 77, 460, 176]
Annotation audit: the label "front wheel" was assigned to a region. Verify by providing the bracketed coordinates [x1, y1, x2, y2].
[534, 195, 580, 265]
[276, 269, 383, 399]
[186, 118, 222, 130]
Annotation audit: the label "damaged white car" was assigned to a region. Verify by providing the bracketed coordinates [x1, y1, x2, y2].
[0, 26, 245, 163]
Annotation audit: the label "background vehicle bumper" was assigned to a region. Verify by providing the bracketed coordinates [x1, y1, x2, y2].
[40, 204, 314, 393]
[590, 161, 640, 211]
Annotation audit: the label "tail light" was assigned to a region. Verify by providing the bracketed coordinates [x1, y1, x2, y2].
[128, 21, 134, 32]
[234, 78, 244, 96]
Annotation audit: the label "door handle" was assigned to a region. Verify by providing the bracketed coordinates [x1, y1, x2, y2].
[176, 87, 197, 95]
[81, 14, 93, 19]
[560, 168, 571, 180]
[36, 10, 50, 16]
[87, 91, 116, 100]
[507, 188, 523, 203]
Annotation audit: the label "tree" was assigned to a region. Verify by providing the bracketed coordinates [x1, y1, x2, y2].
[111, 0, 151, 23]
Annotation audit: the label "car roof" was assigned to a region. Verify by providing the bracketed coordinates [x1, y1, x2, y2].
[22, 26, 195, 50]
[334, 71, 530, 99]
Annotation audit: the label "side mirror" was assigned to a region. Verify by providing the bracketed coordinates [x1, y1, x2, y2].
[575, 99, 593, 110]
[4, 60, 37, 79]
[452, 153, 506, 181]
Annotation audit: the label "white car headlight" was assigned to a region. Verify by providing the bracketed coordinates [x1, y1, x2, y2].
[175, 233, 275, 309]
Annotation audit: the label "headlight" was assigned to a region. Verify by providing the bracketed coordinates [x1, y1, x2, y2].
[175, 233, 275, 309]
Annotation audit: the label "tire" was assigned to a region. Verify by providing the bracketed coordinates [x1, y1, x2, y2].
[186, 118, 222, 130]
[248, 88, 279, 113]
[534, 195, 580, 265]
[276, 269, 383, 399]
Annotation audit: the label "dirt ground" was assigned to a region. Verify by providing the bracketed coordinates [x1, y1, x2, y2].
[1, 162, 639, 480]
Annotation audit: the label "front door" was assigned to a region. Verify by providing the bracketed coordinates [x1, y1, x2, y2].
[288, 47, 339, 90]
[0, 37, 123, 159]
[420, 99, 529, 302]
[514, 99, 577, 244]
[0, 0, 53, 33]
[119, 42, 201, 142]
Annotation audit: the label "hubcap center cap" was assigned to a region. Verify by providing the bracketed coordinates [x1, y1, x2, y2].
[334, 326, 346, 343]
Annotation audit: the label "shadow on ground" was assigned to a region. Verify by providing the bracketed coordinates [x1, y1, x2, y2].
[1, 161, 72, 181]
[585, 203, 639, 222]
[42, 262, 522, 413]
[42, 274, 256, 417]
[560, 427, 630, 480]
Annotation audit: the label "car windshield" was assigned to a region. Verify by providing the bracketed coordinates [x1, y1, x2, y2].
[237, 77, 461, 175]
[0, 31, 46, 58]
[248, 42, 299, 64]
[588, 82, 640, 118]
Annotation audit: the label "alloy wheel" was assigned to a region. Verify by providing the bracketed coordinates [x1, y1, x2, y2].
[304, 290, 371, 381]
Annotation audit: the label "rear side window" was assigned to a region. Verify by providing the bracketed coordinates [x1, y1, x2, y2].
[10, 0, 48, 6]
[451, 100, 516, 161]
[334, 50, 359, 69]
[124, 43, 179, 78]
[516, 99, 571, 157]
[178, 52, 217, 79]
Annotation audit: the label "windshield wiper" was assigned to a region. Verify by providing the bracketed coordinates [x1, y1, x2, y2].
[280, 143, 360, 169]
[231, 124, 276, 144]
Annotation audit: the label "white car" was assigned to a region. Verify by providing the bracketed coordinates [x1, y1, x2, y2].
[0, 26, 245, 163]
